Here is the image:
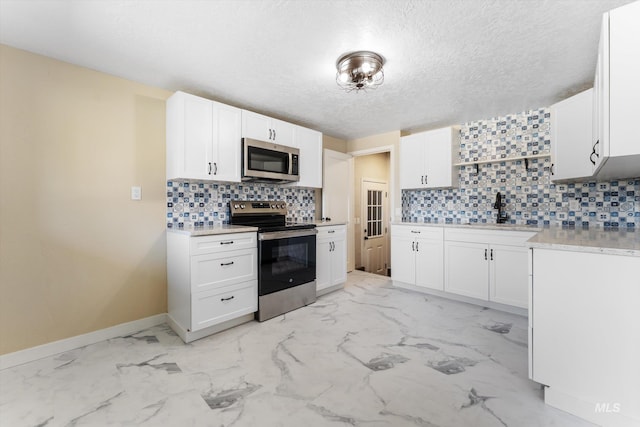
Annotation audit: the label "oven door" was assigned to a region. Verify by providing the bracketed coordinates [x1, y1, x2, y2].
[258, 229, 316, 296]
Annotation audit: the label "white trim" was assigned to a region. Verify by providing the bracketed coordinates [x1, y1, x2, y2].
[0, 314, 167, 370]
[167, 313, 254, 344]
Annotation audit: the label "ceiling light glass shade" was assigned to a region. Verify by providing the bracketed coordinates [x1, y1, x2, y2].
[336, 51, 385, 92]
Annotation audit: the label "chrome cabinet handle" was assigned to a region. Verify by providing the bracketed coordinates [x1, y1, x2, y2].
[220, 261, 235, 266]
[213, 162, 218, 175]
[221, 296, 235, 302]
[208, 162, 212, 175]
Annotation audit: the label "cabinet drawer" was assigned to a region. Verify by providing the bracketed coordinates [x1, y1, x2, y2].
[392, 225, 443, 240]
[317, 225, 346, 240]
[191, 248, 257, 292]
[191, 281, 257, 331]
[190, 232, 257, 255]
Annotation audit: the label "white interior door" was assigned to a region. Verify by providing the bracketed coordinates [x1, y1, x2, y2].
[361, 180, 388, 275]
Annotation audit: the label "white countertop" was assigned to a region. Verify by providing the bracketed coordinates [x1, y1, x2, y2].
[527, 227, 640, 257]
[311, 220, 347, 227]
[167, 224, 258, 236]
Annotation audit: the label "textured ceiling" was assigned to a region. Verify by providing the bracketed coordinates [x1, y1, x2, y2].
[0, 0, 635, 140]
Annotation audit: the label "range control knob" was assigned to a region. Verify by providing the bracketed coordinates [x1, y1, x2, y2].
[279, 203, 286, 209]
[240, 203, 246, 209]
[271, 204, 276, 209]
[233, 203, 239, 209]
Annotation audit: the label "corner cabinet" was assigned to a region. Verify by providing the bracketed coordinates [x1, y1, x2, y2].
[591, 1, 640, 180]
[444, 228, 536, 309]
[166, 91, 241, 182]
[241, 110, 295, 147]
[550, 89, 593, 182]
[399, 127, 459, 190]
[316, 225, 347, 295]
[390, 225, 444, 291]
[167, 231, 257, 342]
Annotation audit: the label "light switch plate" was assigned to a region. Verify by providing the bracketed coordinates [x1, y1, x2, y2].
[131, 186, 141, 200]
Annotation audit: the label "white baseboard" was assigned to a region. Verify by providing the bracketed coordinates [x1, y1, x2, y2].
[167, 313, 254, 343]
[392, 280, 528, 317]
[0, 314, 167, 370]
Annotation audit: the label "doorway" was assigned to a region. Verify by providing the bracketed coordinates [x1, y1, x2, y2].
[353, 152, 391, 276]
[361, 180, 388, 275]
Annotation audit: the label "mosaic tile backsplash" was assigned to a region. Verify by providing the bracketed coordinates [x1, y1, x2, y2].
[166, 181, 315, 228]
[402, 108, 640, 228]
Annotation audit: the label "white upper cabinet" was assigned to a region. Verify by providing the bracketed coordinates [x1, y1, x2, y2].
[241, 110, 295, 147]
[592, 1, 640, 179]
[550, 89, 593, 182]
[291, 125, 323, 188]
[166, 91, 241, 182]
[400, 127, 459, 189]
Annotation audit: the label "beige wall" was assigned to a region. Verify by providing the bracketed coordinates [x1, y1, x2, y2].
[347, 131, 401, 222]
[322, 134, 347, 153]
[0, 45, 171, 355]
[353, 153, 390, 269]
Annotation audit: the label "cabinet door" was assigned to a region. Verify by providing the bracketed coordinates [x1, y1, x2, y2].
[330, 236, 347, 286]
[609, 1, 640, 159]
[182, 94, 213, 179]
[415, 237, 444, 291]
[444, 241, 488, 300]
[592, 13, 609, 174]
[390, 235, 415, 285]
[400, 133, 426, 189]
[550, 89, 594, 182]
[489, 244, 529, 308]
[316, 239, 332, 292]
[271, 118, 295, 147]
[242, 110, 272, 141]
[425, 127, 456, 189]
[211, 102, 241, 182]
[293, 126, 322, 188]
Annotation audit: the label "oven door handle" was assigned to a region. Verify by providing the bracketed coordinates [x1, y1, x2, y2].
[259, 229, 318, 240]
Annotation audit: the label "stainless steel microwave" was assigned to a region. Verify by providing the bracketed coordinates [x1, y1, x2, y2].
[242, 138, 300, 182]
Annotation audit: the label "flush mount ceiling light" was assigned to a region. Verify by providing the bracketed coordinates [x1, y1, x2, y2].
[336, 51, 385, 92]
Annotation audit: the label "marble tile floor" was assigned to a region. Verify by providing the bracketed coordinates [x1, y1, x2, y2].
[0, 271, 594, 427]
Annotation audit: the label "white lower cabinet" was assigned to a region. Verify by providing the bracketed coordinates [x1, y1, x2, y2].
[167, 231, 257, 342]
[444, 229, 535, 309]
[391, 225, 444, 291]
[316, 225, 347, 294]
[530, 248, 640, 426]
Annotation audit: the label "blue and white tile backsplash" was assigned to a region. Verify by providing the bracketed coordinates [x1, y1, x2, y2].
[166, 181, 316, 228]
[402, 108, 640, 228]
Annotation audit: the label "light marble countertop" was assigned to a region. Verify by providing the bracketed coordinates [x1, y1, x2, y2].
[310, 220, 347, 227]
[527, 227, 640, 257]
[391, 221, 541, 233]
[167, 224, 258, 236]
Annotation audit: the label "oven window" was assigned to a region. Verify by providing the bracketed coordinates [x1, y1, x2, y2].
[248, 146, 289, 174]
[259, 235, 316, 296]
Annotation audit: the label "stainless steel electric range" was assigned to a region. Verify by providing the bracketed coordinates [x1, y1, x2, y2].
[229, 201, 317, 321]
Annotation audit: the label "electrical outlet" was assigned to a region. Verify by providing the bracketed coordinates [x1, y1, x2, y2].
[131, 186, 141, 200]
